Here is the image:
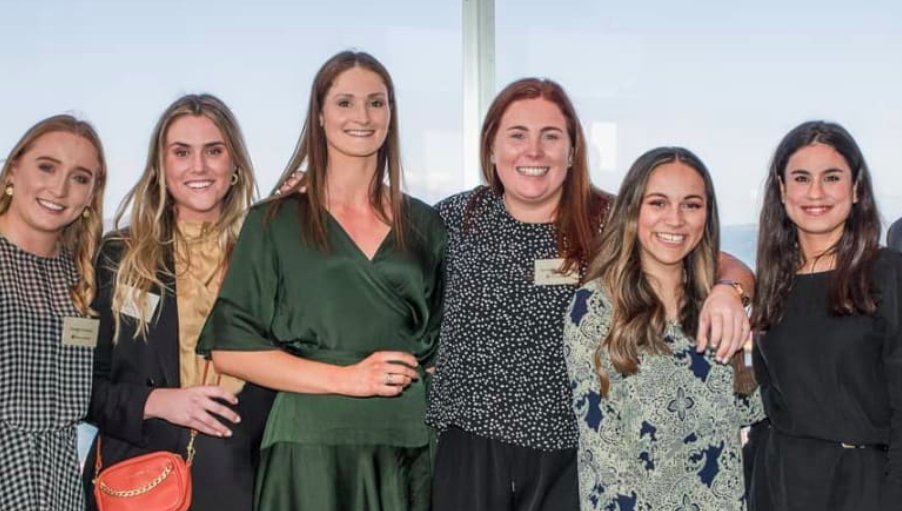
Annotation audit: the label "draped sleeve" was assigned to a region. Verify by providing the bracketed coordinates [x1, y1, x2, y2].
[197, 205, 280, 355]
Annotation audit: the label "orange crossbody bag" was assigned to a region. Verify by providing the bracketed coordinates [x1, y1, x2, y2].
[92, 362, 219, 511]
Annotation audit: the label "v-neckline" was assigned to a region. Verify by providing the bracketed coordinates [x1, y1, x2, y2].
[325, 211, 393, 262]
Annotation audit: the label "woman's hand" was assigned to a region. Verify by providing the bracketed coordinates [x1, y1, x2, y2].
[144, 386, 241, 437]
[338, 351, 420, 397]
[696, 284, 751, 363]
[273, 170, 305, 196]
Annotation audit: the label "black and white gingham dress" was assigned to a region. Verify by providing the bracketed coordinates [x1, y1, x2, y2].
[0, 236, 92, 510]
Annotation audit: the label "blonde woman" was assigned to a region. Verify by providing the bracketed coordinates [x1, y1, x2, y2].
[83, 94, 272, 511]
[0, 115, 107, 510]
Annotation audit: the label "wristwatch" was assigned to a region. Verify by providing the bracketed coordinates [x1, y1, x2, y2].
[715, 279, 751, 307]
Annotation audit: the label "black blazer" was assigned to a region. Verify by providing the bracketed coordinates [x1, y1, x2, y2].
[889, 217, 902, 253]
[82, 234, 274, 511]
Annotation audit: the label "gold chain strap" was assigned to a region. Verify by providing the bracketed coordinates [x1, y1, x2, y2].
[98, 462, 174, 498]
[94, 361, 211, 495]
[185, 429, 197, 465]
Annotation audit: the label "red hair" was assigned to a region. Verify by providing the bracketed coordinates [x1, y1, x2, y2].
[476, 77, 612, 275]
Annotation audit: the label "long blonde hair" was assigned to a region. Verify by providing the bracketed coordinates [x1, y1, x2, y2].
[586, 147, 719, 397]
[270, 50, 407, 250]
[0, 115, 107, 316]
[110, 94, 257, 338]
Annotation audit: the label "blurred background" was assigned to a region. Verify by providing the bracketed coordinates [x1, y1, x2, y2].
[2, 0, 900, 461]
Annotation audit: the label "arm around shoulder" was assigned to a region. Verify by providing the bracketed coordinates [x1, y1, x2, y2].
[695, 252, 755, 361]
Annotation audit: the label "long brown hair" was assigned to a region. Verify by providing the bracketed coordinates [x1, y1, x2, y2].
[586, 147, 720, 397]
[270, 50, 406, 250]
[0, 115, 107, 316]
[474, 77, 611, 275]
[110, 94, 257, 338]
[752, 121, 880, 332]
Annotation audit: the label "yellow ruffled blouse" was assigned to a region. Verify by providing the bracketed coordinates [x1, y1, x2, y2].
[175, 222, 244, 394]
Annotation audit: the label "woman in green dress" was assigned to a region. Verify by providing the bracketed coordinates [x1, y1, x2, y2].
[198, 51, 445, 511]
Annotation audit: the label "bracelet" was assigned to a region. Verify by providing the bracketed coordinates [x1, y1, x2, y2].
[715, 279, 751, 307]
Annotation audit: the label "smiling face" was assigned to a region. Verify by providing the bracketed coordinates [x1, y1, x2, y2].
[637, 161, 708, 282]
[780, 142, 857, 257]
[163, 114, 233, 223]
[319, 66, 390, 165]
[491, 97, 571, 223]
[3, 131, 98, 247]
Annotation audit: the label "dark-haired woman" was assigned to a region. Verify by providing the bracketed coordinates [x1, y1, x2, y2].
[750, 121, 902, 510]
[199, 51, 444, 511]
[564, 147, 763, 510]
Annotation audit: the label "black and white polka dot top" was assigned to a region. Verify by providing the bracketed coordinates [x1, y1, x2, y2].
[426, 186, 582, 451]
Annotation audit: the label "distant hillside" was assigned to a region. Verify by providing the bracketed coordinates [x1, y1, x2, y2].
[99, 219, 762, 268]
[721, 224, 757, 267]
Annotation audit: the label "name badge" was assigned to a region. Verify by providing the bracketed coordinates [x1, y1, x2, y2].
[62, 317, 99, 347]
[534, 258, 579, 286]
[118, 286, 160, 321]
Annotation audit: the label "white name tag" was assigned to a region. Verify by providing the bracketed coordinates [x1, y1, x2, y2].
[62, 317, 99, 347]
[118, 286, 160, 320]
[534, 258, 579, 286]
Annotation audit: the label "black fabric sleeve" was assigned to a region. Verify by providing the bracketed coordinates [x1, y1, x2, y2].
[86, 237, 157, 447]
[419, 216, 447, 369]
[882, 252, 902, 509]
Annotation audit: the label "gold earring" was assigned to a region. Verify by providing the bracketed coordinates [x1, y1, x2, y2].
[82, 208, 90, 219]
[4, 184, 12, 197]
[231, 171, 239, 186]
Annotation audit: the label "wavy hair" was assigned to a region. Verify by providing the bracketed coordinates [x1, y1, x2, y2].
[270, 50, 406, 250]
[473, 77, 612, 276]
[0, 114, 107, 316]
[586, 147, 719, 397]
[110, 94, 257, 338]
[752, 121, 880, 332]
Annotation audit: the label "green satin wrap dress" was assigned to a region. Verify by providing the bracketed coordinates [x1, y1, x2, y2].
[198, 195, 446, 511]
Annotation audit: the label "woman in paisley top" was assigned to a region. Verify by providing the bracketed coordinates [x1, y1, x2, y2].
[564, 147, 763, 511]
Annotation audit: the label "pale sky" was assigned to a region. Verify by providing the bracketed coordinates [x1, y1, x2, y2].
[2, 0, 901, 241]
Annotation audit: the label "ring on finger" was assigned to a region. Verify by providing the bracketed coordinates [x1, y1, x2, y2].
[385, 373, 392, 385]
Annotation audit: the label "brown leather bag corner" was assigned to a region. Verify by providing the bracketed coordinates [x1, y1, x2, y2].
[92, 431, 195, 511]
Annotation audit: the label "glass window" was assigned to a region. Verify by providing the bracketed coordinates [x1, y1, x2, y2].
[0, 1, 463, 210]
[496, 0, 902, 264]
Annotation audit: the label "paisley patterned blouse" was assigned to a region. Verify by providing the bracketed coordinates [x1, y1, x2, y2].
[563, 280, 764, 511]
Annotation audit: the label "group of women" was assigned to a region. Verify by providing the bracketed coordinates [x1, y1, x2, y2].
[0, 49, 898, 511]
